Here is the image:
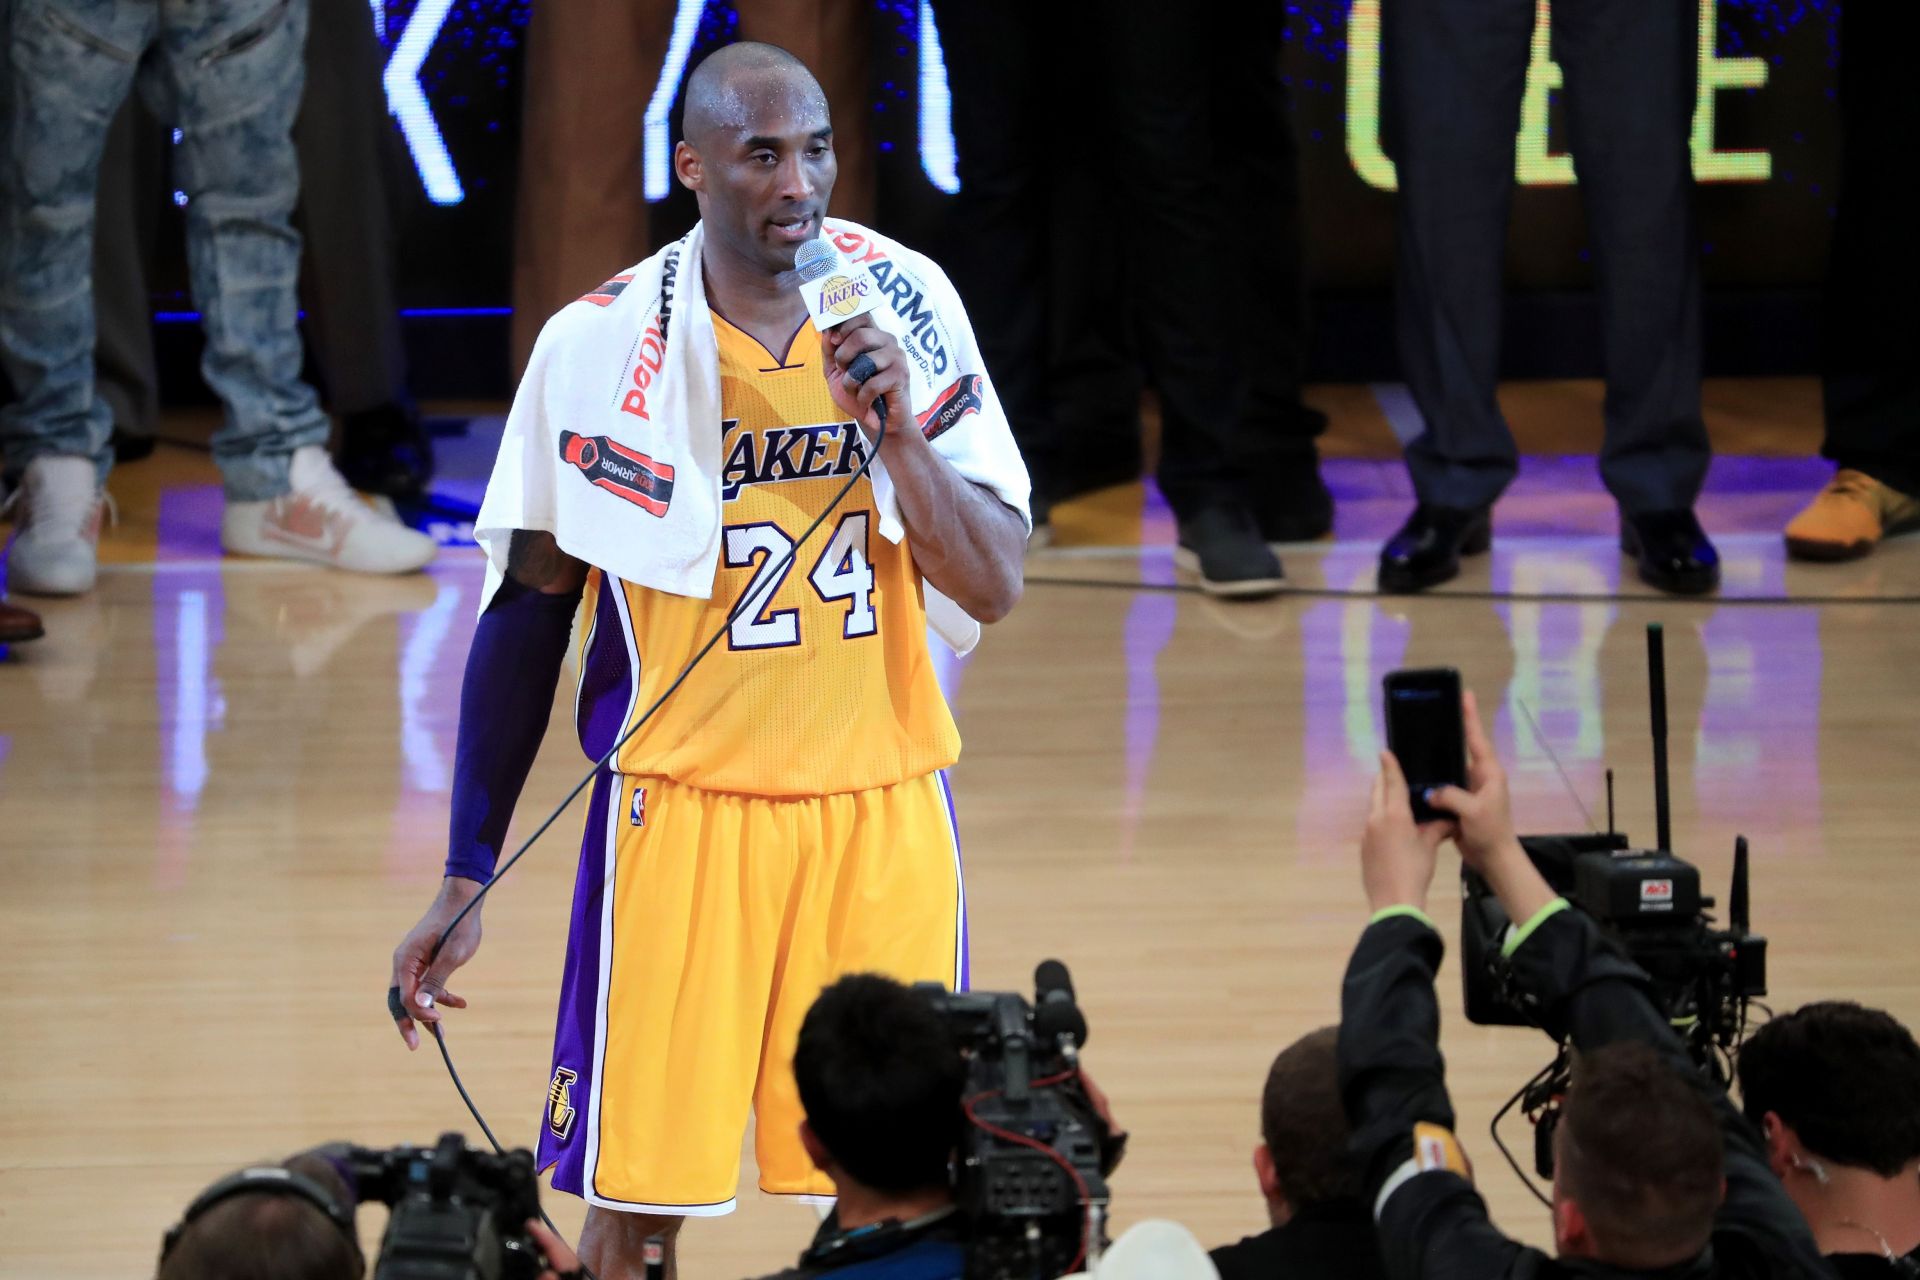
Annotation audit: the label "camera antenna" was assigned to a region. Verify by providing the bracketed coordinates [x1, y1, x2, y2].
[1647, 623, 1672, 853]
[1731, 836, 1751, 937]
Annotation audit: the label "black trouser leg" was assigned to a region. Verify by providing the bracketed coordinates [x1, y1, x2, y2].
[1556, 0, 1707, 516]
[1820, 1, 1920, 497]
[1045, 23, 1141, 498]
[92, 93, 164, 444]
[1382, 0, 1534, 512]
[1215, 3, 1320, 477]
[926, 0, 1055, 491]
[1106, 0, 1245, 521]
[293, 0, 409, 416]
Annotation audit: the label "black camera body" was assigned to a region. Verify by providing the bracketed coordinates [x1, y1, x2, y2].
[1461, 832, 1768, 1069]
[918, 964, 1118, 1280]
[1461, 625, 1772, 1184]
[348, 1133, 547, 1280]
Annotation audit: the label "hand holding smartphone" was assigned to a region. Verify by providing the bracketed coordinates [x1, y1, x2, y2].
[1382, 667, 1467, 823]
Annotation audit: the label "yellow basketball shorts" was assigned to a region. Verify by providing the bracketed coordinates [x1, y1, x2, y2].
[535, 768, 967, 1214]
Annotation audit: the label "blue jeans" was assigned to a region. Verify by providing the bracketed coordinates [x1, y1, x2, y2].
[0, 0, 328, 501]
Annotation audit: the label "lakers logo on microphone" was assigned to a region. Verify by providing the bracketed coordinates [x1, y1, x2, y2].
[820, 274, 868, 317]
[548, 1066, 579, 1140]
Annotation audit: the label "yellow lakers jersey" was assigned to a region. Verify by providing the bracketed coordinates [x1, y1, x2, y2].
[572, 314, 961, 796]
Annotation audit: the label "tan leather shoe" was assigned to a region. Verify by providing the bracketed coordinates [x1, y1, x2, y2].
[1784, 469, 1920, 562]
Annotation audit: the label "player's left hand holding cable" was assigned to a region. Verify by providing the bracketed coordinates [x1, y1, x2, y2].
[390, 877, 483, 1050]
[821, 313, 909, 442]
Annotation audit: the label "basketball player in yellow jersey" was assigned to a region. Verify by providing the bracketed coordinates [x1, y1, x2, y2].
[387, 42, 1028, 1280]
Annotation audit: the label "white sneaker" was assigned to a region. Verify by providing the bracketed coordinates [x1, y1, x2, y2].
[3, 456, 107, 596]
[221, 445, 438, 575]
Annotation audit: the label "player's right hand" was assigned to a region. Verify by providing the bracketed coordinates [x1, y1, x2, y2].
[390, 876, 485, 1050]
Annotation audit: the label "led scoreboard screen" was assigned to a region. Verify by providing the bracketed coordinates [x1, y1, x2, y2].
[369, 0, 1837, 309]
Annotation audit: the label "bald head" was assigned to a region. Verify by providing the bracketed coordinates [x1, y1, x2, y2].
[674, 41, 837, 277]
[683, 42, 829, 148]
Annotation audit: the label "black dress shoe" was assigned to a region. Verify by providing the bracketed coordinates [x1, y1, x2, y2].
[1377, 504, 1492, 594]
[1621, 509, 1720, 595]
[1175, 503, 1286, 598]
[337, 402, 435, 500]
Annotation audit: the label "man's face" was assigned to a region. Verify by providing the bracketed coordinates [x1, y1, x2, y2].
[679, 78, 836, 276]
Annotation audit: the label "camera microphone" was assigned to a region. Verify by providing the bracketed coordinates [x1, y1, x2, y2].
[1033, 959, 1088, 1050]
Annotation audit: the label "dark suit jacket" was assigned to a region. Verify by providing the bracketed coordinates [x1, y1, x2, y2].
[1210, 1199, 1390, 1280]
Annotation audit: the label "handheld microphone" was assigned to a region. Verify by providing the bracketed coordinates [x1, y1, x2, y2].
[1033, 959, 1088, 1050]
[793, 238, 884, 408]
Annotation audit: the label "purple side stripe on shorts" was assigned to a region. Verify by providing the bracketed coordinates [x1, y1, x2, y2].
[938, 770, 970, 992]
[538, 764, 616, 1196]
[575, 578, 635, 762]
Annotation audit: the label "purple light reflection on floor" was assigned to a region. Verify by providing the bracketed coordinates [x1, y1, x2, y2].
[1322, 455, 1835, 543]
[156, 484, 226, 561]
[1117, 549, 1178, 859]
[1694, 566, 1823, 852]
[386, 574, 473, 880]
[151, 567, 227, 891]
[1494, 551, 1618, 827]
[1078, 456, 1833, 550]
[1295, 550, 1413, 861]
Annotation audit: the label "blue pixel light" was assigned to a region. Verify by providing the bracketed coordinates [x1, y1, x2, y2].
[644, 0, 712, 201]
[918, 1, 959, 194]
[374, 0, 465, 205]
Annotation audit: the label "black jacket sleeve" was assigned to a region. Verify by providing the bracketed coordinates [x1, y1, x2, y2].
[1337, 914, 1552, 1280]
[1504, 909, 1829, 1280]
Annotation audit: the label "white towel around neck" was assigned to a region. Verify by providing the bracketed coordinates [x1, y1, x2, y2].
[473, 218, 1030, 656]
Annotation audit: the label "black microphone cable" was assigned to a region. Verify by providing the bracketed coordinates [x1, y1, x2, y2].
[409, 357, 889, 1272]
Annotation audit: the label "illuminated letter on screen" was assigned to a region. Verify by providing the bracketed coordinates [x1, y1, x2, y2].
[1345, 0, 1771, 192]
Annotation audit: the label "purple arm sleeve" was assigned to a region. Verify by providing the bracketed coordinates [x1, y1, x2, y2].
[444, 577, 582, 883]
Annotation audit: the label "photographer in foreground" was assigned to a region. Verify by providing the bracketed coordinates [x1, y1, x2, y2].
[1210, 1027, 1387, 1280]
[752, 974, 971, 1280]
[1738, 1002, 1920, 1274]
[755, 972, 1131, 1280]
[157, 1141, 582, 1279]
[1338, 692, 1829, 1280]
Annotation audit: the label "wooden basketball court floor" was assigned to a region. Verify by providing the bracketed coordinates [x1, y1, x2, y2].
[3, 378, 1918, 1276]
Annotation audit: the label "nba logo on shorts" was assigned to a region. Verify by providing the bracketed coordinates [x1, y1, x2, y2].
[630, 787, 647, 827]
[548, 1067, 578, 1140]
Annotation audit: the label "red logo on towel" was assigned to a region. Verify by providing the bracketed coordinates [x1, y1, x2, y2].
[826, 227, 890, 266]
[560, 431, 675, 517]
[618, 317, 669, 421]
[579, 274, 632, 307]
[916, 374, 984, 442]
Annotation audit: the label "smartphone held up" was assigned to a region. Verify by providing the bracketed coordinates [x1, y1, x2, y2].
[1383, 667, 1467, 823]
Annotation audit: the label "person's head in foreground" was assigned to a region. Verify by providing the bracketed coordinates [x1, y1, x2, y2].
[1550, 1041, 1726, 1267]
[794, 972, 965, 1218]
[675, 41, 836, 278]
[1738, 1000, 1920, 1257]
[158, 1148, 581, 1280]
[1254, 1026, 1364, 1226]
[157, 1151, 363, 1280]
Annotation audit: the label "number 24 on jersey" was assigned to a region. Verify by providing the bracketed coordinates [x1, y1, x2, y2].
[723, 512, 877, 650]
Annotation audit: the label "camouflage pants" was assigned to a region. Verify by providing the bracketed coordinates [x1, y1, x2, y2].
[0, 0, 328, 500]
